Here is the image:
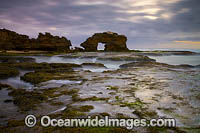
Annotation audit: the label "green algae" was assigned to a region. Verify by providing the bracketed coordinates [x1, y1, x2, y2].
[8, 89, 48, 112]
[72, 94, 109, 102]
[21, 71, 81, 85]
[0, 65, 19, 79]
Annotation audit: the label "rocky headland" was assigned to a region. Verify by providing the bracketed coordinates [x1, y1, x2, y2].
[1, 29, 198, 57]
[0, 29, 71, 52]
[0, 29, 129, 52]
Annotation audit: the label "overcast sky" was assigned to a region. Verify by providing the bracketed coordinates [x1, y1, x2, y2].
[0, 0, 200, 49]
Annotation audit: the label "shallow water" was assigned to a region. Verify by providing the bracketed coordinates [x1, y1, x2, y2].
[32, 52, 200, 68]
[0, 70, 34, 90]
[39, 79, 82, 89]
[0, 70, 83, 90]
[32, 54, 135, 72]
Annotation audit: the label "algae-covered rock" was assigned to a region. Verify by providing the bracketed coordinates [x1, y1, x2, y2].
[119, 61, 173, 68]
[19, 63, 82, 84]
[81, 63, 106, 68]
[8, 89, 47, 111]
[0, 65, 19, 79]
[13, 62, 81, 71]
[21, 70, 80, 84]
[0, 83, 13, 90]
[97, 55, 155, 62]
[0, 57, 35, 63]
[21, 72, 53, 84]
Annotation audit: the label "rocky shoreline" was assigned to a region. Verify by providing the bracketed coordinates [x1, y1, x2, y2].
[1, 29, 199, 56]
[0, 28, 200, 133]
[0, 29, 129, 52]
[0, 52, 199, 132]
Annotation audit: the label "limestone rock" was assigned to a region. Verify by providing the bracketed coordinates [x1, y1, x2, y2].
[33, 32, 71, 51]
[0, 29, 72, 51]
[73, 47, 84, 52]
[80, 32, 129, 51]
[0, 29, 30, 50]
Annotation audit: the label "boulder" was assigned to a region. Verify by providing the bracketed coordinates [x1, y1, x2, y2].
[80, 31, 129, 51]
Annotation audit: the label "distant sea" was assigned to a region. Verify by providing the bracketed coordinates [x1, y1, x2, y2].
[133, 48, 200, 53]
[133, 48, 200, 66]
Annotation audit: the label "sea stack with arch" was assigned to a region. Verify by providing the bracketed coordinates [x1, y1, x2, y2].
[80, 31, 129, 51]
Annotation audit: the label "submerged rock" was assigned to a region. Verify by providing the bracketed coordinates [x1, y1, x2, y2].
[19, 63, 82, 84]
[0, 57, 35, 63]
[176, 64, 195, 68]
[0, 83, 13, 90]
[120, 61, 198, 69]
[80, 31, 129, 51]
[0, 65, 19, 79]
[119, 61, 174, 68]
[196, 65, 200, 68]
[81, 63, 106, 68]
[20, 70, 80, 84]
[97, 55, 155, 62]
[8, 89, 47, 112]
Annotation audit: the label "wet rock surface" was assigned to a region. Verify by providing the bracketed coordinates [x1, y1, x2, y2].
[97, 55, 155, 62]
[0, 52, 200, 132]
[120, 61, 200, 69]
[0, 66, 19, 79]
[0, 57, 35, 63]
[81, 63, 106, 68]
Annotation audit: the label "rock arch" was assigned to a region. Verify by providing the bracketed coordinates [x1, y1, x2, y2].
[80, 31, 129, 51]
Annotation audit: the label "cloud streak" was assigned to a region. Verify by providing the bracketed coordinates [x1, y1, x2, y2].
[174, 41, 200, 44]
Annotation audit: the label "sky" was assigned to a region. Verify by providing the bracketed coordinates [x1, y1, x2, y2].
[0, 0, 200, 49]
